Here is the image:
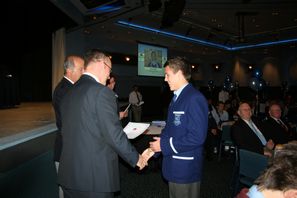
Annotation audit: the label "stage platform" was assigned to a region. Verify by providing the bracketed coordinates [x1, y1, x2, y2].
[0, 102, 55, 138]
[0, 102, 57, 172]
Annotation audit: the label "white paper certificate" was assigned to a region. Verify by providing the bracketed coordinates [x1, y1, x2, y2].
[123, 122, 150, 139]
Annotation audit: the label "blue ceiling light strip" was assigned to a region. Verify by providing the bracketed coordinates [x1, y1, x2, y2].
[231, 38, 297, 50]
[116, 20, 297, 51]
[116, 20, 231, 50]
[88, 6, 121, 14]
[87, 1, 125, 14]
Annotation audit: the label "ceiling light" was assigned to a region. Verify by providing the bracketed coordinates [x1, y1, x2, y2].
[213, 64, 221, 71]
[248, 64, 254, 70]
[125, 56, 130, 61]
[116, 20, 297, 51]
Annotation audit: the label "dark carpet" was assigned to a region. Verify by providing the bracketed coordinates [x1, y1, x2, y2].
[1, 148, 236, 198]
[116, 153, 234, 198]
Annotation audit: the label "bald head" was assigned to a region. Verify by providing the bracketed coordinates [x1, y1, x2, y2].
[237, 102, 252, 121]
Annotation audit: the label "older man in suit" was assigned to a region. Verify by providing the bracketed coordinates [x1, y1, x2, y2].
[149, 57, 208, 198]
[231, 102, 274, 156]
[262, 102, 293, 145]
[52, 55, 84, 198]
[58, 49, 147, 198]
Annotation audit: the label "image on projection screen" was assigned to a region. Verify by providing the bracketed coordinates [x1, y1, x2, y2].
[138, 43, 167, 77]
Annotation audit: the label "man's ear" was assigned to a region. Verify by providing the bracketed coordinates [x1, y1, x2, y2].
[284, 189, 297, 198]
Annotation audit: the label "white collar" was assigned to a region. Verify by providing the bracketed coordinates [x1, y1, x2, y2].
[83, 72, 100, 83]
[173, 83, 188, 100]
[63, 76, 74, 84]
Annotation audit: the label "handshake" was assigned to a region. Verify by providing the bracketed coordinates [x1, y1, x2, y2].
[136, 148, 155, 170]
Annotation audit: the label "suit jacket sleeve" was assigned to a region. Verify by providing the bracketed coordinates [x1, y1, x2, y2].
[97, 88, 139, 167]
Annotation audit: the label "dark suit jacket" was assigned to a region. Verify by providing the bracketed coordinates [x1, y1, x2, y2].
[52, 77, 73, 162]
[57, 74, 138, 193]
[262, 117, 291, 145]
[231, 118, 266, 154]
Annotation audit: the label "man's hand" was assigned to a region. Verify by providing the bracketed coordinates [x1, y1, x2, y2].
[142, 148, 155, 162]
[149, 137, 161, 152]
[137, 148, 155, 170]
[119, 111, 128, 120]
[136, 154, 147, 170]
[210, 128, 217, 135]
[266, 139, 274, 150]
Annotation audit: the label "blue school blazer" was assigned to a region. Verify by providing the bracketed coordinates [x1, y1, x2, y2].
[160, 83, 208, 183]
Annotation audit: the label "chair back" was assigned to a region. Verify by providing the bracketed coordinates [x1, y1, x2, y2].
[221, 125, 232, 142]
[239, 149, 268, 186]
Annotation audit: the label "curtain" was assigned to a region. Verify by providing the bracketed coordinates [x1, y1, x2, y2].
[52, 28, 66, 94]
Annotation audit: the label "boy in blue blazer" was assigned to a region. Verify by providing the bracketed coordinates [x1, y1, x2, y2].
[150, 57, 208, 198]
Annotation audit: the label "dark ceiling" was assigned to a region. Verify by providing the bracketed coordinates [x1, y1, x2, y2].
[50, 0, 297, 55]
[1, 1, 76, 69]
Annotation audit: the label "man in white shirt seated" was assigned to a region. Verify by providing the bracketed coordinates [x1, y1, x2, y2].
[211, 101, 229, 128]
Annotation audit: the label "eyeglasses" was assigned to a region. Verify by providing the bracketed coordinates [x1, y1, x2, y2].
[93, 58, 112, 72]
[104, 62, 112, 72]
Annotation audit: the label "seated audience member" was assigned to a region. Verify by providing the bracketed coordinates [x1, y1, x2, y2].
[262, 102, 293, 145]
[211, 101, 229, 127]
[231, 102, 274, 156]
[206, 101, 229, 153]
[236, 141, 297, 198]
[205, 102, 220, 160]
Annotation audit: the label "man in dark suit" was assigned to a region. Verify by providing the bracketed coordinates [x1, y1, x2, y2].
[52, 55, 84, 198]
[58, 49, 146, 198]
[231, 102, 274, 156]
[149, 57, 208, 198]
[262, 102, 293, 145]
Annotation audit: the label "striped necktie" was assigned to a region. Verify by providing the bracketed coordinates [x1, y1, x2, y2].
[172, 94, 177, 102]
[248, 120, 267, 145]
[277, 119, 288, 131]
